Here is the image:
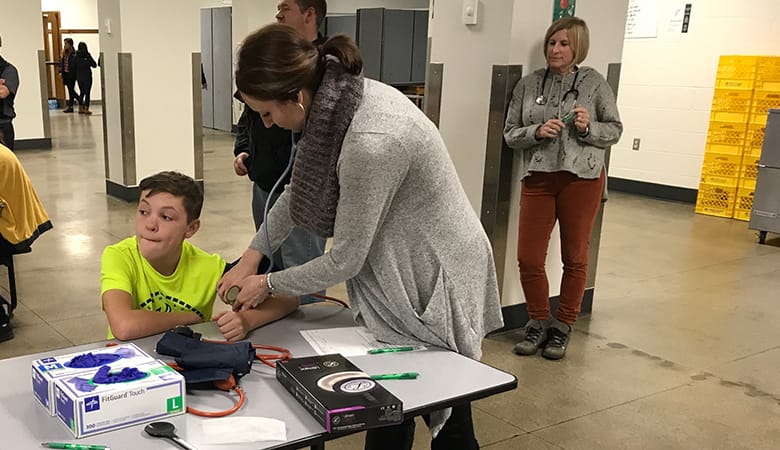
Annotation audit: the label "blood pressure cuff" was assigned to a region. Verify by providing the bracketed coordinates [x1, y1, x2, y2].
[155, 327, 255, 387]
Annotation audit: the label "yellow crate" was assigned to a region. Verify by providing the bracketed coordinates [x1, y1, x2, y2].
[742, 145, 763, 159]
[717, 55, 758, 79]
[710, 111, 750, 123]
[696, 183, 736, 218]
[757, 56, 780, 76]
[712, 89, 753, 112]
[751, 90, 780, 115]
[705, 143, 743, 156]
[749, 113, 768, 125]
[746, 122, 766, 148]
[733, 188, 755, 221]
[715, 78, 754, 90]
[740, 156, 760, 177]
[701, 152, 742, 181]
[706, 121, 748, 146]
[754, 80, 780, 91]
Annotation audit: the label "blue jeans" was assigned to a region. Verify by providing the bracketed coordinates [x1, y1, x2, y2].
[252, 184, 326, 304]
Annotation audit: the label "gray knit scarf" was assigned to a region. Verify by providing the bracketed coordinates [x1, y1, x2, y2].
[289, 56, 364, 238]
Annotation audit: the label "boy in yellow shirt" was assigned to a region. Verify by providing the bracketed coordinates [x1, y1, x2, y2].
[100, 171, 299, 341]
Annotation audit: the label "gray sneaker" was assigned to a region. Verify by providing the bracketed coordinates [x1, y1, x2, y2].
[542, 319, 571, 360]
[513, 319, 548, 355]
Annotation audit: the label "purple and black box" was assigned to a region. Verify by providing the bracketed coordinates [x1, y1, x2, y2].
[276, 354, 403, 433]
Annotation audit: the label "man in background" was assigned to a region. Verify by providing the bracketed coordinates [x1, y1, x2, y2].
[0, 35, 20, 151]
[231, 0, 328, 304]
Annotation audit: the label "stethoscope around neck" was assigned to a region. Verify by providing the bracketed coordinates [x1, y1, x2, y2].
[535, 67, 580, 106]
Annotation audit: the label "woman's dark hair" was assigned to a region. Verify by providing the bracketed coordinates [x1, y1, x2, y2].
[235, 24, 362, 102]
[77, 42, 89, 56]
[64, 38, 74, 46]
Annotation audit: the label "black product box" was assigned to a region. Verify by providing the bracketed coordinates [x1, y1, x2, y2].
[276, 354, 403, 433]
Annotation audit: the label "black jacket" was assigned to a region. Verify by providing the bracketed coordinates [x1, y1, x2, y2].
[233, 34, 327, 192]
[59, 50, 76, 79]
[72, 52, 97, 81]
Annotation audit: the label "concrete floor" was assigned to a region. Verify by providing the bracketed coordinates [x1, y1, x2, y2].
[3, 107, 780, 449]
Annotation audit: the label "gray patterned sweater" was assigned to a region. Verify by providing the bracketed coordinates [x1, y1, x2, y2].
[250, 79, 504, 360]
[503, 66, 623, 180]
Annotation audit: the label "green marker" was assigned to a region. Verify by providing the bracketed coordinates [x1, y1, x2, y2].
[371, 372, 419, 380]
[41, 443, 110, 450]
[561, 110, 577, 124]
[368, 346, 416, 354]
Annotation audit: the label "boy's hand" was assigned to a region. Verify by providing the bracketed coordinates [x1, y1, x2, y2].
[213, 310, 250, 342]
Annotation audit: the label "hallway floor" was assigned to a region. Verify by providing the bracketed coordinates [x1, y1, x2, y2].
[3, 108, 780, 449]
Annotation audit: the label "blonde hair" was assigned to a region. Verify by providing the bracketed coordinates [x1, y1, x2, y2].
[543, 17, 590, 66]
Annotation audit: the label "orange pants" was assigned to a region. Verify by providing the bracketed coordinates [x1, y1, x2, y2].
[517, 170, 605, 325]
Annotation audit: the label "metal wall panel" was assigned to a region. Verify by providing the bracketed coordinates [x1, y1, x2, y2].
[37, 50, 51, 141]
[99, 51, 109, 178]
[423, 61, 442, 128]
[481, 65, 522, 293]
[118, 53, 136, 186]
[211, 7, 232, 132]
[200, 9, 214, 129]
[192, 53, 204, 180]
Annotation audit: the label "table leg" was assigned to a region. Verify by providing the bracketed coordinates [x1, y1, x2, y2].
[309, 444, 325, 450]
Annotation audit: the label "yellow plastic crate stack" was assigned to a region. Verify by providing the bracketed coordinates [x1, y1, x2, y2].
[698, 56, 780, 220]
[697, 56, 754, 218]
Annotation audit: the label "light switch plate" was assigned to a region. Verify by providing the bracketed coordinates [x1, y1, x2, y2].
[462, 0, 478, 25]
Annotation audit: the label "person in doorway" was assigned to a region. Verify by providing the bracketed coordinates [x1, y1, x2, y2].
[231, 0, 327, 304]
[72, 42, 97, 115]
[0, 35, 19, 151]
[503, 17, 622, 360]
[59, 38, 79, 113]
[220, 24, 503, 450]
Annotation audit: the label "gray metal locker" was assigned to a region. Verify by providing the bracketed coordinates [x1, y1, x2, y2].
[325, 15, 357, 40]
[200, 9, 213, 129]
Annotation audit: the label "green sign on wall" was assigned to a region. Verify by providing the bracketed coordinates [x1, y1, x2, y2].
[553, 0, 576, 22]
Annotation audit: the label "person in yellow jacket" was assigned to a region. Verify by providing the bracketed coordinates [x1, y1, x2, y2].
[0, 143, 53, 341]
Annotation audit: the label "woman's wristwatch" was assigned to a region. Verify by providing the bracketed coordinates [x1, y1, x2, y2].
[579, 125, 590, 138]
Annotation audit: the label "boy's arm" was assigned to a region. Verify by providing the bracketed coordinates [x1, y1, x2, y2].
[214, 295, 299, 342]
[103, 289, 202, 341]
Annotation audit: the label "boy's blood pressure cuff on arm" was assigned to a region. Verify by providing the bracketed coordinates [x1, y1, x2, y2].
[156, 326, 255, 387]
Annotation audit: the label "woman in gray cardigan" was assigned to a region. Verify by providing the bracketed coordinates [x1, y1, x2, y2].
[504, 17, 622, 360]
[218, 24, 503, 450]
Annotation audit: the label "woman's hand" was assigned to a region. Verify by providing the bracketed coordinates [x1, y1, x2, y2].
[233, 274, 271, 311]
[217, 249, 262, 302]
[213, 310, 251, 342]
[535, 118, 565, 139]
[572, 106, 591, 134]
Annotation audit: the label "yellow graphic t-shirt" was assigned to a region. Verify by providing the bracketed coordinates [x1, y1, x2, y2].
[100, 237, 226, 338]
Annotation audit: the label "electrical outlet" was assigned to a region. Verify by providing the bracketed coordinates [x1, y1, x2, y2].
[632, 138, 640, 151]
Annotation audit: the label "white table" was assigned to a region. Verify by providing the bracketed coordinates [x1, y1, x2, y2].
[3, 304, 516, 449]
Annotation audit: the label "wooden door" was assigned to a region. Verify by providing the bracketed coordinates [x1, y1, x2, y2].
[42, 11, 64, 105]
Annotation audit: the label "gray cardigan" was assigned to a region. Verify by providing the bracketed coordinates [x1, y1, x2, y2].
[251, 79, 504, 360]
[503, 66, 623, 180]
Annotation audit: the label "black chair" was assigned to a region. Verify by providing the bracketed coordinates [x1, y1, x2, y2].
[0, 246, 30, 313]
